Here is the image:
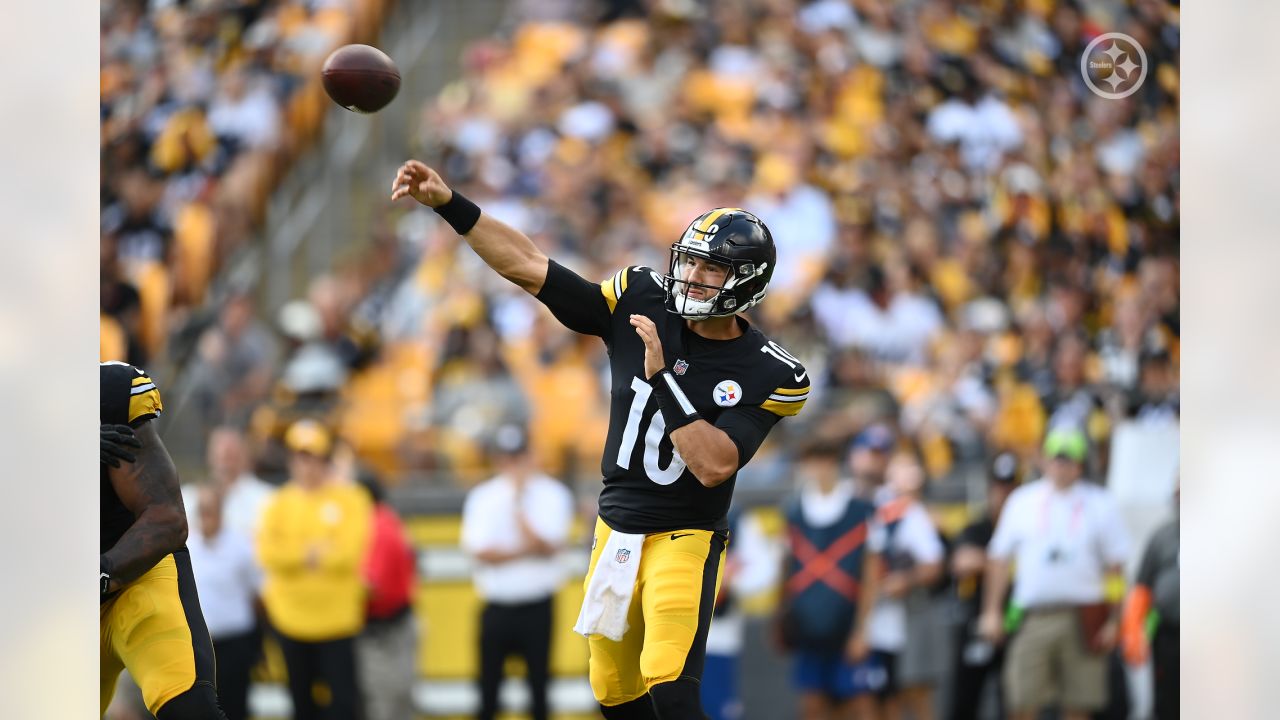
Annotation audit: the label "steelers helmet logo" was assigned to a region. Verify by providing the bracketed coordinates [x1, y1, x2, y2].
[714, 380, 742, 407]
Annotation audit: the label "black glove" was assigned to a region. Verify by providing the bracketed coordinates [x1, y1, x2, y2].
[101, 423, 142, 468]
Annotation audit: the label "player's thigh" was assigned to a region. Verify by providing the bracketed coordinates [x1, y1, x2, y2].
[100, 604, 126, 717]
[588, 600, 648, 706]
[1003, 613, 1060, 712]
[637, 529, 725, 688]
[109, 554, 217, 716]
[585, 517, 648, 706]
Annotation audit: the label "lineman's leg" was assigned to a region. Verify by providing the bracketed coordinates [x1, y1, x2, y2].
[585, 517, 655, 718]
[100, 601, 126, 717]
[639, 529, 726, 719]
[109, 552, 226, 718]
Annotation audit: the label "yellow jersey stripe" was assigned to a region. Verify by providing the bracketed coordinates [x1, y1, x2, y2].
[127, 388, 164, 424]
[772, 385, 810, 396]
[600, 269, 627, 314]
[130, 375, 153, 386]
[762, 397, 806, 417]
[695, 207, 742, 234]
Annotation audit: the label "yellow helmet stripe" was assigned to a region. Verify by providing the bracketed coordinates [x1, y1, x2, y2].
[695, 207, 743, 234]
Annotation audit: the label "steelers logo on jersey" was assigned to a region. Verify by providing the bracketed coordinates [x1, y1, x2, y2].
[713, 380, 742, 407]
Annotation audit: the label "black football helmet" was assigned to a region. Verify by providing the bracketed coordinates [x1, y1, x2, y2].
[664, 208, 776, 320]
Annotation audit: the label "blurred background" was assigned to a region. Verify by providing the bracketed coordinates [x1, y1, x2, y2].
[99, 0, 1178, 718]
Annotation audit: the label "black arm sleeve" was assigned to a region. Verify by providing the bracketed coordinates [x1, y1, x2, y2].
[534, 259, 613, 339]
[715, 404, 781, 469]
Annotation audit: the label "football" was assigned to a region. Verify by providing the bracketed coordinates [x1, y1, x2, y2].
[321, 44, 401, 114]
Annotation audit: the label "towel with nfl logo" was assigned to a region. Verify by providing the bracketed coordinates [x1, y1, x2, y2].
[573, 529, 644, 641]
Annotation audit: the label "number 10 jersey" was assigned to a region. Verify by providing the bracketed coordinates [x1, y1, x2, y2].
[535, 260, 810, 534]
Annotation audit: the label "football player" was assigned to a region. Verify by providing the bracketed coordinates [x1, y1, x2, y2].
[393, 161, 810, 719]
[100, 361, 227, 719]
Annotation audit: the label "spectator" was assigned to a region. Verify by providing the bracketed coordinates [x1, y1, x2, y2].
[257, 420, 372, 720]
[848, 423, 896, 500]
[460, 424, 573, 720]
[189, 292, 280, 430]
[1122, 485, 1179, 720]
[777, 437, 881, 720]
[183, 426, 275, 543]
[946, 452, 1020, 720]
[979, 428, 1132, 720]
[187, 485, 261, 720]
[811, 265, 945, 366]
[1127, 349, 1179, 423]
[866, 451, 946, 720]
[355, 471, 419, 720]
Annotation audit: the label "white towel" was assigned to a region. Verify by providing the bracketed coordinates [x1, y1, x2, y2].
[573, 529, 644, 641]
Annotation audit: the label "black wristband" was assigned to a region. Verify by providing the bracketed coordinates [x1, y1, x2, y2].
[651, 370, 700, 432]
[432, 190, 482, 235]
[100, 556, 113, 599]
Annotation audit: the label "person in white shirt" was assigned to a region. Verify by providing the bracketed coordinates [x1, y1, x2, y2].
[978, 428, 1132, 720]
[865, 452, 945, 720]
[183, 426, 275, 544]
[461, 425, 574, 720]
[187, 484, 262, 720]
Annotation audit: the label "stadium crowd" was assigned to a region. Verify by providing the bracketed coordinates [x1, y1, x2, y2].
[101, 0, 1180, 718]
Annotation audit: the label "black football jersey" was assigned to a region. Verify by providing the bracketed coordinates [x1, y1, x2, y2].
[100, 361, 164, 553]
[536, 261, 809, 533]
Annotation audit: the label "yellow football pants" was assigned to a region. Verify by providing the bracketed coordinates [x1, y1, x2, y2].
[100, 551, 217, 717]
[584, 516, 727, 707]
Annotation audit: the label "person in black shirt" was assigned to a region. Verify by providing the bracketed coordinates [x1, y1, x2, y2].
[946, 452, 1019, 720]
[392, 160, 810, 719]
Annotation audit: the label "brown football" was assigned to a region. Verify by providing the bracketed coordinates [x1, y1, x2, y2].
[321, 44, 401, 114]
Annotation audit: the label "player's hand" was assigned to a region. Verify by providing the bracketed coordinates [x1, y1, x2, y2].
[391, 160, 452, 207]
[628, 314, 664, 379]
[101, 423, 142, 468]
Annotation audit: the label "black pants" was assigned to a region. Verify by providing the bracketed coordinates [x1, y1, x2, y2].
[277, 633, 361, 720]
[478, 597, 553, 720]
[947, 628, 1004, 720]
[212, 629, 259, 720]
[1153, 624, 1179, 720]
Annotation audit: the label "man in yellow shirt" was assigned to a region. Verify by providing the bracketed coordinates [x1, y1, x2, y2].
[258, 420, 372, 720]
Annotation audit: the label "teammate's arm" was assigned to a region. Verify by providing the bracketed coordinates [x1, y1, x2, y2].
[391, 160, 549, 294]
[101, 421, 188, 593]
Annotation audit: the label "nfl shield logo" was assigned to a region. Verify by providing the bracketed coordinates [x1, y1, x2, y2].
[673, 359, 689, 376]
[615, 548, 631, 564]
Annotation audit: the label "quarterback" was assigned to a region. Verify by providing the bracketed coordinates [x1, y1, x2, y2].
[100, 361, 227, 719]
[393, 161, 809, 719]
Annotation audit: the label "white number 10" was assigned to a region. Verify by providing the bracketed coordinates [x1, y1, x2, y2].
[616, 376, 687, 485]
